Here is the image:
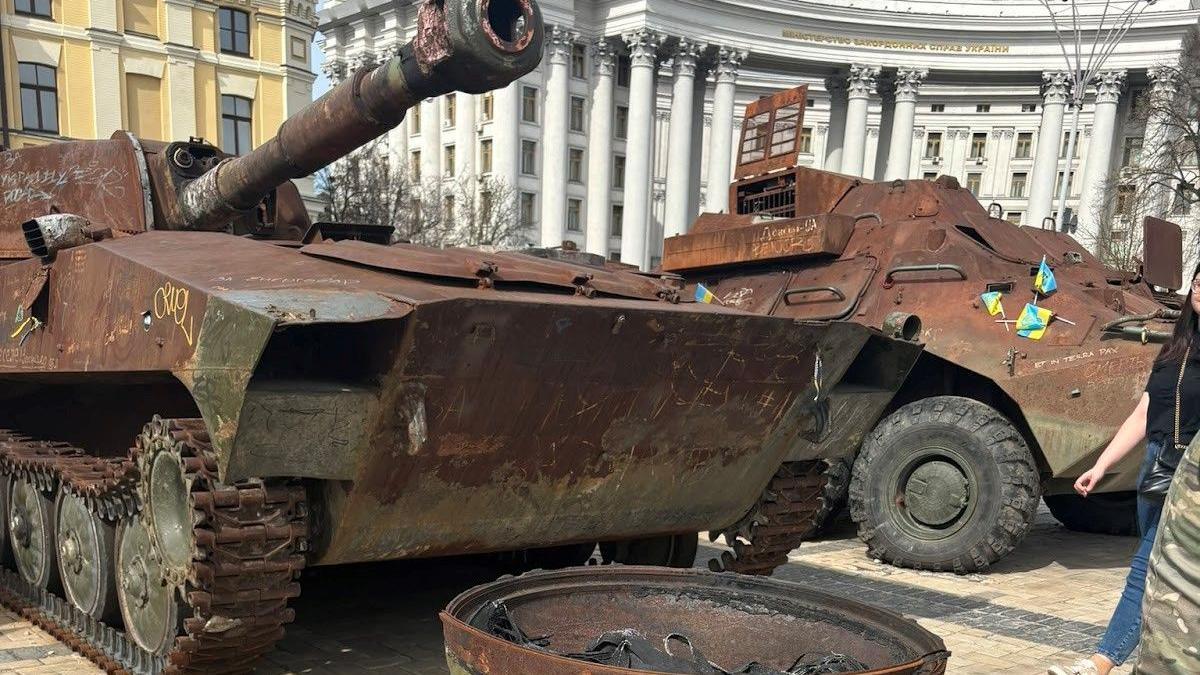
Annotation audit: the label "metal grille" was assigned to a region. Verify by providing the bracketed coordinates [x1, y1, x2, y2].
[737, 174, 797, 218]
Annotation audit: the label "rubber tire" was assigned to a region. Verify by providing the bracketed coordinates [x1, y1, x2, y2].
[600, 534, 698, 568]
[1044, 491, 1138, 536]
[849, 396, 1041, 573]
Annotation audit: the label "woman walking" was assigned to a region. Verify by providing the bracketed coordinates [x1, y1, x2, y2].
[1049, 267, 1200, 675]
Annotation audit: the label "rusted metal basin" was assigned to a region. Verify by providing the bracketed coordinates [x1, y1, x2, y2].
[441, 566, 949, 674]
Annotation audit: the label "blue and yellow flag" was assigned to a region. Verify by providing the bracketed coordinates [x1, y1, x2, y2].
[695, 283, 717, 304]
[980, 291, 1004, 317]
[1034, 256, 1057, 295]
[1015, 302, 1053, 340]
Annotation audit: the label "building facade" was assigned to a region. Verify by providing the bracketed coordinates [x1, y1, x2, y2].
[0, 0, 316, 179]
[318, 0, 1200, 270]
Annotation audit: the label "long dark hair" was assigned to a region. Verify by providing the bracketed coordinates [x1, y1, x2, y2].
[1157, 263, 1200, 366]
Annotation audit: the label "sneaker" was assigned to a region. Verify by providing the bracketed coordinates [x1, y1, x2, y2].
[1047, 659, 1100, 675]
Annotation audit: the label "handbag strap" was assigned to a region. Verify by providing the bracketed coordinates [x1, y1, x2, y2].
[1175, 342, 1190, 449]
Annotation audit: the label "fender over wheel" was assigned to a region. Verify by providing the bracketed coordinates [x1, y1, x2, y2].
[849, 396, 1041, 573]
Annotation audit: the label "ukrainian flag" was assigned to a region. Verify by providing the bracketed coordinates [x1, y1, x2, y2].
[1034, 256, 1057, 295]
[695, 283, 717, 304]
[1015, 302, 1053, 340]
[980, 291, 1004, 317]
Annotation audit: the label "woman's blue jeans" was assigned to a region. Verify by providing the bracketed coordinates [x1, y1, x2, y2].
[1094, 440, 1165, 666]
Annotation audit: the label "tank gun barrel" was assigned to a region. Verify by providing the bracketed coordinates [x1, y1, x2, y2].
[177, 0, 543, 230]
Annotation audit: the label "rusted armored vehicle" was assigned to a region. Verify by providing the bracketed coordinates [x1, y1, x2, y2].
[665, 85, 1182, 573]
[0, 7, 879, 673]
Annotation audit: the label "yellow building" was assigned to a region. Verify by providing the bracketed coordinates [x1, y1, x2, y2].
[0, 0, 316, 157]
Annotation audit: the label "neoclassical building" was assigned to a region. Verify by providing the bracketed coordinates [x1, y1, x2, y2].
[318, 0, 1200, 270]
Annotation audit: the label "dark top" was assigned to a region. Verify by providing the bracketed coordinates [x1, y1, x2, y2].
[1145, 341, 1200, 447]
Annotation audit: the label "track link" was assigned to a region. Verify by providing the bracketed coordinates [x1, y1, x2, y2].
[0, 418, 308, 674]
[708, 460, 829, 575]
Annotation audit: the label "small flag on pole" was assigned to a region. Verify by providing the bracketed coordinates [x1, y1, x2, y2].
[695, 283, 718, 304]
[1034, 256, 1057, 295]
[980, 291, 1005, 317]
[1015, 302, 1053, 340]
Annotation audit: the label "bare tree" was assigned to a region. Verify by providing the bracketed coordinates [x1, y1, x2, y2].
[1083, 176, 1150, 273]
[318, 143, 530, 248]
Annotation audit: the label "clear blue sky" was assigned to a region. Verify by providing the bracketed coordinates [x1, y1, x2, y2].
[311, 2, 330, 99]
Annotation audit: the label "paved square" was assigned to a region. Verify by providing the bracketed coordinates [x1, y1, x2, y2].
[0, 505, 1140, 674]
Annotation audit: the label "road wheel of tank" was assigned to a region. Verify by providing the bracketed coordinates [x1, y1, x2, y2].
[9, 478, 59, 590]
[56, 491, 119, 622]
[115, 514, 182, 655]
[808, 458, 851, 537]
[849, 396, 1040, 573]
[1044, 491, 1138, 536]
[600, 534, 698, 568]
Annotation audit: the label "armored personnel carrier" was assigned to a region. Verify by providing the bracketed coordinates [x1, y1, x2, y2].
[0, 7, 884, 673]
[665, 85, 1182, 573]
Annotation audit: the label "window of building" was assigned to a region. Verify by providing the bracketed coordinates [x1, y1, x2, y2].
[924, 132, 942, 158]
[608, 250, 621, 261]
[1122, 137, 1143, 167]
[520, 192, 536, 228]
[1005, 211, 1023, 225]
[612, 154, 626, 188]
[614, 106, 629, 139]
[806, 98, 815, 108]
[480, 139, 493, 173]
[411, 104, 421, 134]
[571, 44, 586, 79]
[922, 172, 938, 180]
[18, 63, 57, 133]
[570, 96, 585, 132]
[1021, 103, 1037, 113]
[567, 199, 582, 232]
[126, 74, 163, 140]
[969, 132, 987, 159]
[218, 7, 250, 56]
[1009, 172, 1028, 198]
[521, 86, 538, 123]
[799, 127, 813, 154]
[616, 55, 631, 87]
[444, 145, 456, 175]
[930, 103, 945, 113]
[220, 94, 252, 155]
[1116, 185, 1136, 215]
[976, 104, 991, 113]
[411, 150, 421, 179]
[1014, 132, 1033, 159]
[568, 148, 584, 183]
[1171, 187, 1192, 215]
[521, 139, 537, 175]
[443, 195, 455, 223]
[481, 92, 494, 121]
[611, 204, 623, 236]
[124, 0, 158, 36]
[480, 190, 494, 221]
[1054, 170, 1075, 194]
[965, 172, 982, 196]
[15, 0, 51, 18]
[445, 94, 456, 127]
[1060, 135, 1079, 158]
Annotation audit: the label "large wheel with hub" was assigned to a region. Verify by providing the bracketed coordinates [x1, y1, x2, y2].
[116, 515, 182, 655]
[9, 478, 59, 590]
[56, 492, 119, 621]
[1044, 491, 1137, 536]
[849, 396, 1040, 573]
[601, 534, 698, 568]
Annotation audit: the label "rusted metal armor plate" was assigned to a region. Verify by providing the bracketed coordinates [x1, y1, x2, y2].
[302, 239, 669, 300]
[735, 86, 808, 180]
[1142, 216, 1184, 291]
[661, 214, 854, 273]
[0, 137, 147, 258]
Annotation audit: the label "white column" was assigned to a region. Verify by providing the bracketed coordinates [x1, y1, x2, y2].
[885, 67, 926, 180]
[538, 26, 575, 246]
[663, 38, 705, 239]
[584, 39, 617, 256]
[1077, 70, 1126, 247]
[419, 97, 441, 182]
[455, 93, 477, 178]
[703, 47, 745, 214]
[620, 29, 663, 270]
[840, 64, 880, 177]
[493, 82, 521, 191]
[1028, 71, 1070, 229]
[872, 81, 894, 180]
[824, 76, 847, 171]
[1143, 66, 1178, 216]
[686, 65, 708, 223]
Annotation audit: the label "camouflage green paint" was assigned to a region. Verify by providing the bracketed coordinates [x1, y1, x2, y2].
[1136, 436, 1200, 674]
